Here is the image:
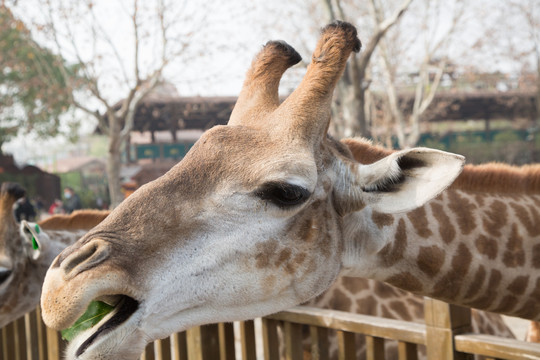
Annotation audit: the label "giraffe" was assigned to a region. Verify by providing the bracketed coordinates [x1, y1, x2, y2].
[40, 21, 539, 360]
[304, 276, 515, 359]
[0, 182, 108, 328]
[0, 179, 514, 360]
[300, 138, 518, 359]
[0, 179, 513, 360]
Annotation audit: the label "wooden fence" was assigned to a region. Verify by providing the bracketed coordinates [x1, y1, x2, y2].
[2, 298, 540, 360]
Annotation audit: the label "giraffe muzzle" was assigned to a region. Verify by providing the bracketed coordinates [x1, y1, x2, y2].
[56, 239, 111, 281]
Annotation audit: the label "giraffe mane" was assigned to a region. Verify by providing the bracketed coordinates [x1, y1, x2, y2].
[342, 137, 540, 194]
[38, 209, 110, 231]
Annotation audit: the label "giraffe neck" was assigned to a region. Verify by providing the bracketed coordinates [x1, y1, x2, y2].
[0, 227, 87, 328]
[342, 188, 540, 320]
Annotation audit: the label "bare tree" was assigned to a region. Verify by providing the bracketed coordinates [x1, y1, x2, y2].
[507, 0, 540, 127]
[14, 0, 213, 207]
[374, 0, 466, 148]
[321, 0, 412, 138]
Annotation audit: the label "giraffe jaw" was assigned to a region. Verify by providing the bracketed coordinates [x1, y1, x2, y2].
[67, 295, 141, 359]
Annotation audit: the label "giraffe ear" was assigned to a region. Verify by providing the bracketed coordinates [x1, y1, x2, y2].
[20, 221, 43, 261]
[334, 148, 465, 214]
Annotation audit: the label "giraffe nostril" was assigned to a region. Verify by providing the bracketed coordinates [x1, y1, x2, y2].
[60, 239, 110, 280]
[0, 269, 12, 284]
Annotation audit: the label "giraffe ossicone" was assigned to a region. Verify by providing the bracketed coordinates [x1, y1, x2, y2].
[40, 21, 468, 360]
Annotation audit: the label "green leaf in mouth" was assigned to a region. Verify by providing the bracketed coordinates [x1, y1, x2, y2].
[61, 301, 115, 341]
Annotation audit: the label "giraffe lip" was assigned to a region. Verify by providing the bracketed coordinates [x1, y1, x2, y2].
[75, 296, 139, 357]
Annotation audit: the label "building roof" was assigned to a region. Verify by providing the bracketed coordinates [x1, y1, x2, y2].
[46, 156, 105, 173]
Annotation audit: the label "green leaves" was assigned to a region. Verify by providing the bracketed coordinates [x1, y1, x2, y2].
[0, 6, 85, 151]
[60, 301, 115, 341]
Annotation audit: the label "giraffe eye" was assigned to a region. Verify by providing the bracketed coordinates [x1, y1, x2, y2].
[0, 269, 12, 284]
[255, 182, 310, 208]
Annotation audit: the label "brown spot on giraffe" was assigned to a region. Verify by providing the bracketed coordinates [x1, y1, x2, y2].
[389, 300, 413, 321]
[275, 248, 292, 267]
[263, 275, 276, 290]
[381, 305, 393, 319]
[475, 235, 498, 260]
[407, 298, 424, 319]
[284, 252, 307, 274]
[430, 202, 456, 244]
[255, 239, 279, 268]
[517, 279, 540, 318]
[468, 269, 502, 309]
[378, 218, 407, 267]
[340, 276, 371, 292]
[407, 207, 433, 238]
[373, 281, 402, 299]
[432, 243, 472, 299]
[507, 275, 529, 295]
[464, 265, 487, 300]
[297, 217, 317, 242]
[416, 245, 445, 278]
[482, 200, 507, 237]
[447, 190, 477, 235]
[384, 272, 423, 293]
[532, 195, 540, 209]
[371, 211, 394, 229]
[328, 288, 352, 311]
[533, 244, 540, 269]
[516, 299, 538, 319]
[492, 295, 518, 313]
[356, 295, 377, 312]
[503, 224, 526, 268]
[510, 202, 540, 237]
[474, 194, 485, 207]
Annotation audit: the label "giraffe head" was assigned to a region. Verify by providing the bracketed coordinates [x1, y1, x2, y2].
[41, 22, 464, 360]
[0, 182, 48, 326]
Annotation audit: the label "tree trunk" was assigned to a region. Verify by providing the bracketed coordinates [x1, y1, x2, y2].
[107, 122, 124, 209]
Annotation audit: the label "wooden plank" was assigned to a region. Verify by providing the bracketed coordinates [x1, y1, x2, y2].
[309, 325, 329, 360]
[14, 316, 25, 360]
[35, 307, 46, 360]
[284, 321, 303, 360]
[144, 341, 156, 360]
[154, 337, 171, 360]
[187, 327, 204, 360]
[0, 326, 5, 360]
[240, 320, 257, 360]
[262, 318, 280, 360]
[398, 341, 418, 360]
[25, 311, 37, 360]
[366, 335, 384, 360]
[187, 325, 220, 360]
[218, 323, 235, 360]
[170, 332, 188, 360]
[153, 339, 164, 360]
[455, 334, 540, 360]
[424, 298, 472, 360]
[337, 330, 355, 360]
[203, 324, 221, 360]
[46, 325, 60, 360]
[267, 306, 426, 345]
[3, 322, 16, 360]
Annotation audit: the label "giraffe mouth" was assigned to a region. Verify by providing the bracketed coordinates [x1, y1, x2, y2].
[74, 295, 139, 357]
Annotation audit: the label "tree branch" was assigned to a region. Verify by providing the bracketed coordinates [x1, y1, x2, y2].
[358, 0, 412, 75]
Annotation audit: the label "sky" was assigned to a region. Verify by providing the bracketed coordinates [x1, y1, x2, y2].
[3, 0, 538, 165]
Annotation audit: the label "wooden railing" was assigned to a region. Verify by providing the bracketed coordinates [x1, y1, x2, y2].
[2, 298, 540, 360]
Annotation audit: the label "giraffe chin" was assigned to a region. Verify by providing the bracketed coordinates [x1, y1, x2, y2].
[67, 295, 141, 360]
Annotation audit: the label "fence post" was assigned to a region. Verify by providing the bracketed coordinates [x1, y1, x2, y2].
[186, 324, 220, 360]
[240, 320, 257, 360]
[424, 298, 473, 360]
